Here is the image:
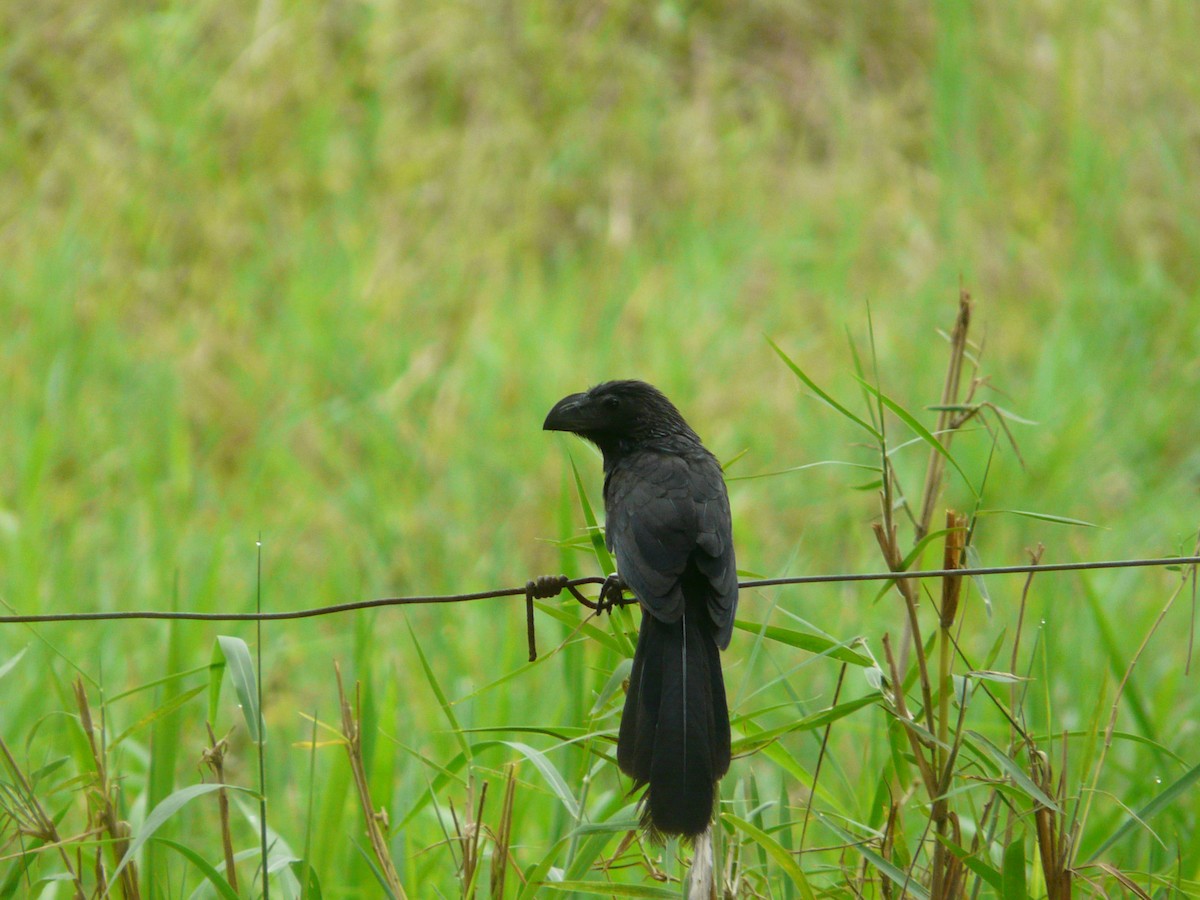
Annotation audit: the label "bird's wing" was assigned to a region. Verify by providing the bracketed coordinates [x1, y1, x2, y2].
[605, 452, 695, 620]
[690, 462, 739, 647]
[606, 451, 737, 635]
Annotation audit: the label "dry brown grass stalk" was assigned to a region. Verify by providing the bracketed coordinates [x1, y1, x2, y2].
[451, 778, 488, 897]
[201, 723, 238, 892]
[334, 663, 407, 898]
[73, 679, 139, 899]
[874, 297, 991, 899]
[929, 511, 966, 899]
[489, 764, 518, 899]
[917, 292, 972, 540]
[0, 734, 87, 896]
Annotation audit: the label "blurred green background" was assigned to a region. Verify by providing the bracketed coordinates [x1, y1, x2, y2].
[2, 0, 1198, 894]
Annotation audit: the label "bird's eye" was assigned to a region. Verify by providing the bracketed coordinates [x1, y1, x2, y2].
[603, 395, 620, 410]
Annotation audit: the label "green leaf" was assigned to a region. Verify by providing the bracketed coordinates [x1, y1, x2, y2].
[393, 738, 608, 833]
[210, 636, 262, 742]
[1033, 729, 1186, 765]
[0, 647, 28, 681]
[733, 693, 880, 754]
[501, 741, 582, 819]
[590, 658, 633, 715]
[405, 617, 470, 762]
[868, 526, 962, 604]
[720, 447, 750, 471]
[851, 479, 885, 491]
[516, 831, 575, 900]
[966, 670, 1029, 684]
[965, 731, 1060, 811]
[739, 720, 814, 789]
[290, 858, 323, 899]
[853, 376, 977, 497]
[351, 838, 399, 899]
[965, 544, 993, 616]
[976, 508, 1098, 527]
[898, 527, 959, 571]
[540, 882, 679, 897]
[1001, 838, 1028, 900]
[937, 833, 1003, 891]
[733, 620, 873, 667]
[1078, 575, 1156, 738]
[111, 684, 207, 750]
[813, 812, 930, 900]
[767, 337, 880, 438]
[563, 825, 634, 881]
[393, 745, 470, 830]
[727, 460, 880, 483]
[149, 837, 241, 899]
[532, 600, 625, 655]
[927, 403, 1038, 426]
[569, 454, 615, 575]
[463, 724, 594, 742]
[1087, 758, 1200, 860]
[107, 783, 256, 892]
[725, 814, 817, 900]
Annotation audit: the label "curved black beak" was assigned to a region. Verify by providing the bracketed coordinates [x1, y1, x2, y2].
[543, 392, 589, 432]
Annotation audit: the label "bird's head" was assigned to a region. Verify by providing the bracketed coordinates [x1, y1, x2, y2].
[543, 380, 697, 458]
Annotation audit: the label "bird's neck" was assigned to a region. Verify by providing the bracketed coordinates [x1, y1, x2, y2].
[597, 433, 703, 474]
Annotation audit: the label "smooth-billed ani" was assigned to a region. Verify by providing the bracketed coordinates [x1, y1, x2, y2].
[544, 380, 737, 839]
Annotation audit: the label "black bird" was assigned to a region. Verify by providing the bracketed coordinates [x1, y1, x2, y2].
[544, 380, 737, 840]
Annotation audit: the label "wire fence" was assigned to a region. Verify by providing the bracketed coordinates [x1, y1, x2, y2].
[4, 553, 1195, 663]
[4, 555, 1195, 620]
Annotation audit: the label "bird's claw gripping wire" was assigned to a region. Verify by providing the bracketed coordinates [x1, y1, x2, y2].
[527, 573, 630, 614]
[525, 574, 646, 663]
[596, 574, 631, 615]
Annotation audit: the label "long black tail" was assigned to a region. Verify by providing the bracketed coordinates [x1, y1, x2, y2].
[616, 592, 730, 840]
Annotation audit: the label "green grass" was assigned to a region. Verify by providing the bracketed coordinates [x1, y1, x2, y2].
[2, 1, 1199, 896]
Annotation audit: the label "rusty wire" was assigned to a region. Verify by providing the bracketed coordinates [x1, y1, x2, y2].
[2, 554, 1194, 625]
[3, 554, 1195, 663]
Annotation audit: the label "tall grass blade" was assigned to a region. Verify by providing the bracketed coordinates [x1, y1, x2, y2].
[813, 811, 931, 900]
[726, 813, 817, 899]
[768, 337, 881, 438]
[1001, 838, 1028, 900]
[500, 741, 582, 819]
[853, 375, 977, 496]
[569, 455, 614, 574]
[1086, 758, 1200, 860]
[977, 509, 1098, 527]
[0, 648, 27, 681]
[732, 620, 873, 666]
[149, 837, 241, 899]
[404, 617, 470, 761]
[966, 731, 1061, 811]
[107, 783, 256, 892]
[540, 882, 678, 897]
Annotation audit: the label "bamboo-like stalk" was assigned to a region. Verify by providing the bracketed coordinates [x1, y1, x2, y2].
[931, 512, 965, 898]
[916, 292, 972, 540]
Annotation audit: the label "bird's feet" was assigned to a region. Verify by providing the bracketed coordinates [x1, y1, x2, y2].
[596, 574, 630, 615]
